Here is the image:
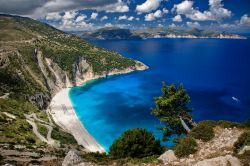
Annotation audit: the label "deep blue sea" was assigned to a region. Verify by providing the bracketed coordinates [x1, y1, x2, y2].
[70, 38, 250, 151]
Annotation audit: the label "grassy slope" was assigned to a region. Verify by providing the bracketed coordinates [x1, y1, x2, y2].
[0, 14, 139, 149]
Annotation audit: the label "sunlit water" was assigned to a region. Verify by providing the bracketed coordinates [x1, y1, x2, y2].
[70, 38, 250, 151]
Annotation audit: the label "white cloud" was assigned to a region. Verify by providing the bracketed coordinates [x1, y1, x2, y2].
[63, 11, 77, 20]
[118, 15, 128, 20]
[45, 12, 62, 21]
[172, 15, 182, 22]
[172, 0, 232, 21]
[128, 16, 134, 21]
[100, 0, 129, 13]
[118, 15, 134, 21]
[186, 21, 201, 28]
[173, 0, 193, 15]
[75, 14, 87, 22]
[105, 23, 114, 27]
[90, 12, 98, 20]
[240, 14, 250, 26]
[60, 18, 93, 31]
[136, 17, 140, 21]
[158, 23, 163, 27]
[169, 23, 177, 28]
[145, 9, 162, 21]
[136, 0, 162, 13]
[162, 8, 169, 14]
[101, 15, 108, 21]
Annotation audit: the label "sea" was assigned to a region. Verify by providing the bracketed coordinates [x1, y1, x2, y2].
[69, 38, 250, 151]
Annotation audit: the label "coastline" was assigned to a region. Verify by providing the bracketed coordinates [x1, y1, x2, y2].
[48, 64, 149, 152]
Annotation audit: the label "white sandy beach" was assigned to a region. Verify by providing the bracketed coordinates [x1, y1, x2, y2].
[48, 88, 105, 153]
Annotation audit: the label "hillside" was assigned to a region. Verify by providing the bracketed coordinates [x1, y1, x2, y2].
[81, 27, 246, 40]
[0, 14, 147, 165]
[82, 27, 142, 40]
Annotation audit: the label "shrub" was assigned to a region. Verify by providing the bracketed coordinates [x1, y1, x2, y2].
[217, 120, 242, 128]
[234, 131, 250, 154]
[174, 137, 198, 158]
[190, 121, 215, 142]
[244, 118, 250, 128]
[109, 128, 164, 159]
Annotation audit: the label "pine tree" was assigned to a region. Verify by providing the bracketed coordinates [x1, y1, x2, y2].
[152, 82, 193, 140]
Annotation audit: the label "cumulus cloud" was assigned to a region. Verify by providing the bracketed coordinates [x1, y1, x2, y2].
[101, 15, 108, 21]
[172, 15, 182, 22]
[162, 8, 169, 14]
[99, 0, 129, 13]
[136, 0, 162, 13]
[104, 23, 113, 27]
[145, 9, 162, 21]
[128, 16, 134, 21]
[90, 12, 98, 20]
[63, 11, 77, 20]
[75, 15, 87, 23]
[172, 0, 232, 21]
[118, 15, 128, 20]
[118, 15, 134, 21]
[169, 23, 177, 28]
[45, 12, 62, 21]
[0, 0, 127, 17]
[186, 21, 201, 28]
[239, 14, 250, 26]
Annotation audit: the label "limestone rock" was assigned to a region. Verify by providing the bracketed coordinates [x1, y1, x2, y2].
[238, 146, 250, 155]
[62, 149, 83, 166]
[194, 155, 241, 166]
[158, 150, 178, 164]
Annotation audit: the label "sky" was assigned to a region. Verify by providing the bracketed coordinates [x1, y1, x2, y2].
[0, 0, 250, 32]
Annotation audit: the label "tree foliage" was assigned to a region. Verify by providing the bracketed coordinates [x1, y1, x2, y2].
[109, 128, 164, 159]
[152, 82, 192, 140]
[174, 136, 197, 157]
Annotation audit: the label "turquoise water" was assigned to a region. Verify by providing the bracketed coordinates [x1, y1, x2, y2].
[70, 38, 250, 151]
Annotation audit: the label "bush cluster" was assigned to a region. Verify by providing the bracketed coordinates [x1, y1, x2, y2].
[190, 121, 215, 142]
[109, 128, 164, 159]
[234, 131, 250, 154]
[174, 137, 198, 158]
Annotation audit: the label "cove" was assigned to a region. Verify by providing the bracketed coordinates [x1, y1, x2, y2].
[69, 38, 250, 151]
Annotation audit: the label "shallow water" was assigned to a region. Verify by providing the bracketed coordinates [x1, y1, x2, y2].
[70, 38, 250, 151]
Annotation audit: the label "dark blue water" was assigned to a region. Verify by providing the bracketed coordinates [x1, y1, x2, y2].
[70, 38, 250, 151]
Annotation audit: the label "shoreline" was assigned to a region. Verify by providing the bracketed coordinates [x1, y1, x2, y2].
[48, 64, 149, 152]
[48, 88, 105, 152]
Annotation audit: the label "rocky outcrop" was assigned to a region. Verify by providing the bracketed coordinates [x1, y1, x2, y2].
[158, 150, 178, 164]
[71, 57, 148, 86]
[194, 155, 241, 166]
[158, 127, 245, 166]
[62, 150, 83, 166]
[238, 145, 250, 155]
[29, 92, 50, 109]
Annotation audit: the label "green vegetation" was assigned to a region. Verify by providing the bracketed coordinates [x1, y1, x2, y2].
[174, 136, 198, 158]
[244, 118, 250, 128]
[190, 121, 215, 142]
[37, 123, 48, 138]
[109, 128, 164, 159]
[51, 126, 77, 144]
[234, 131, 250, 154]
[152, 82, 193, 140]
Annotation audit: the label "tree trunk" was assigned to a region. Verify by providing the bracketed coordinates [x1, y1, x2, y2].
[180, 117, 191, 133]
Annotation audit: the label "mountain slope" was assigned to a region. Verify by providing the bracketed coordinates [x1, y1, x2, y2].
[0, 14, 147, 165]
[82, 27, 142, 40]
